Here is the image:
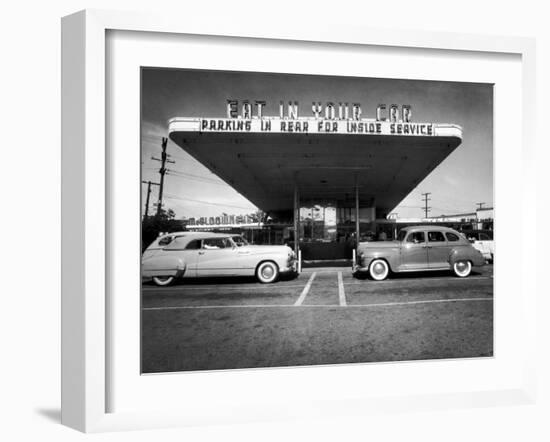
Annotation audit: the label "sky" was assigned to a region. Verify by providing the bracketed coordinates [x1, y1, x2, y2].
[141, 68, 493, 220]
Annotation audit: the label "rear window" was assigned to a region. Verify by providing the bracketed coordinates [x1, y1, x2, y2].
[445, 232, 460, 242]
[163, 236, 190, 250]
[158, 236, 173, 246]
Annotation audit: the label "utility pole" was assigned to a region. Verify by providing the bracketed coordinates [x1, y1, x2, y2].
[151, 137, 175, 216]
[476, 202, 485, 211]
[141, 180, 160, 220]
[421, 192, 431, 218]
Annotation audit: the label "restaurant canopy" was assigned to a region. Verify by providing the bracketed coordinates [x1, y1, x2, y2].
[168, 117, 462, 218]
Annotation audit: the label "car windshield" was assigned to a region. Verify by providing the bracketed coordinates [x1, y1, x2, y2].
[397, 230, 407, 241]
[232, 235, 249, 247]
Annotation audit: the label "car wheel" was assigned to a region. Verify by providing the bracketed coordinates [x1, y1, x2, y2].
[369, 259, 389, 281]
[453, 260, 472, 278]
[256, 261, 279, 283]
[152, 276, 175, 286]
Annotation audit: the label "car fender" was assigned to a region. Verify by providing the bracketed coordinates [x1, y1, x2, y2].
[359, 250, 399, 272]
[449, 247, 485, 267]
[142, 254, 186, 277]
[241, 246, 292, 270]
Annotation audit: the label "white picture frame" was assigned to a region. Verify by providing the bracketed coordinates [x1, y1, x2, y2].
[61, 9, 537, 433]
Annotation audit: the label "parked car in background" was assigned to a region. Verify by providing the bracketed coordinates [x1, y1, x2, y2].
[354, 226, 485, 281]
[142, 232, 296, 286]
[461, 229, 494, 262]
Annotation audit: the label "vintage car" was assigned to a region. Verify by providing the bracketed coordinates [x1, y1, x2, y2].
[142, 232, 297, 286]
[354, 226, 485, 281]
[462, 229, 494, 262]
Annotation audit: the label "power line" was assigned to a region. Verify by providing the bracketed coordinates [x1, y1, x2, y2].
[166, 170, 227, 186]
[164, 193, 257, 211]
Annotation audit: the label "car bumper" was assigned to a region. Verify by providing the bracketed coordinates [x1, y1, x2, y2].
[352, 264, 369, 275]
[279, 261, 298, 275]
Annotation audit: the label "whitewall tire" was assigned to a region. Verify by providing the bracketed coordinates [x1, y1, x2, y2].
[256, 261, 279, 283]
[369, 259, 389, 281]
[453, 260, 472, 278]
[152, 276, 175, 286]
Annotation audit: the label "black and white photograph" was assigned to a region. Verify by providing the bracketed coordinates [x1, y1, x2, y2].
[140, 68, 494, 374]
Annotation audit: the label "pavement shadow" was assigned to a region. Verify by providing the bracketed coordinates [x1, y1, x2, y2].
[302, 260, 352, 268]
[355, 268, 485, 281]
[143, 273, 300, 287]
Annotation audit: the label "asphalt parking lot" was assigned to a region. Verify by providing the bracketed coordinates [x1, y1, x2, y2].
[141, 265, 493, 373]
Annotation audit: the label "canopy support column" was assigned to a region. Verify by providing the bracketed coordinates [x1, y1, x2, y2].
[293, 182, 300, 257]
[355, 175, 360, 250]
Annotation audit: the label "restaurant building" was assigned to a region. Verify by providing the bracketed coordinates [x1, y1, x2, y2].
[168, 102, 462, 261]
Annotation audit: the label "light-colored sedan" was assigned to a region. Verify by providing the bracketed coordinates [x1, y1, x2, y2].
[463, 230, 494, 262]
[354, 226, 485, 281]
[142, 232, 297, 286]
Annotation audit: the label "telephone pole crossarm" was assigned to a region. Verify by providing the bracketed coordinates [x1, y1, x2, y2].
[421, 192, 431, 219]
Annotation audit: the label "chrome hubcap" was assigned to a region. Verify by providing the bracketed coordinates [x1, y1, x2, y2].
[373, 262, 386, 275]
[262, 266, 274, 279]
[456, 262, 468, 272]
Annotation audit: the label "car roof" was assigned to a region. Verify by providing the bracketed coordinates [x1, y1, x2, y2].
[399, 225, 458, 232]
[159, 231, 235, 239]
[461, 229, 493, 234]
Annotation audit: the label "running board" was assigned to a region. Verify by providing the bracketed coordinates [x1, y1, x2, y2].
[397, 267, 451, 273]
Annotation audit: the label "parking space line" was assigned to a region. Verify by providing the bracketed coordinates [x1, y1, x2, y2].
[142, 283, 306, 292]
[142, 297, 493, 311]
[342, 276, 492, 286]
[352, 297, 493, 308]
[337, 272, 346, 306]
[294, 272, 317, 306]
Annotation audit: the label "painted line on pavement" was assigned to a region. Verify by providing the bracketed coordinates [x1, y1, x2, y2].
[294, 272, 317, 306]
[142, 283, 306, 292]
[142, 297, 492, 311]
[338, 271, 346, 306]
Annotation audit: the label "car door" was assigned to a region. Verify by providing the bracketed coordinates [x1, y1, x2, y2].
[231, 235, 255, 269]
[196, 237, 241, 276]
[426, 231, 451, 269]
[162, 237, 201, 277]
[400, 231, 428, 270]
